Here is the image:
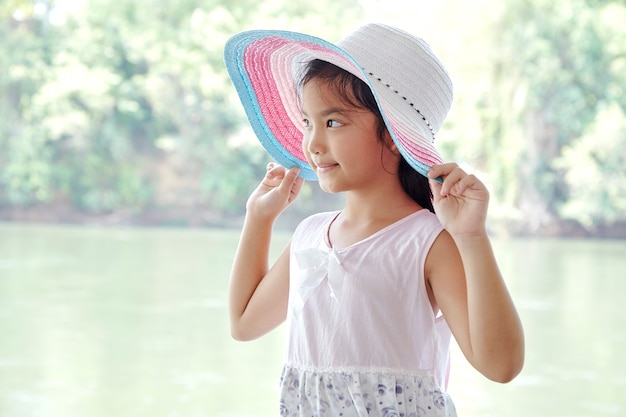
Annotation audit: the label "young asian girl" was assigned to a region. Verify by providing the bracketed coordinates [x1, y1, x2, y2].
[224, 23, 524, 417]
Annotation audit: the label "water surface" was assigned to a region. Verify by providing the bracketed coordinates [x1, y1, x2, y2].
[0, 223, 624, 416]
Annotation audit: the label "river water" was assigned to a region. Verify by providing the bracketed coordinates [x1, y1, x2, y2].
[0, 223, 624, 416]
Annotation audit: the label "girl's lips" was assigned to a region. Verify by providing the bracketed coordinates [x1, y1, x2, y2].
[316, 163, 338, 174]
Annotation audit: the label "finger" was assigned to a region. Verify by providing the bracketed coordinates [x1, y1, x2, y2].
[428, 163, 458, 192]
[289, 175, 305, 202]
[428, 163, 458, 179]
[456, 173, 485, 197]
[428, 178, 443, 204]
[441, 167, 468, 196]
[265, 163, 287, 181]
[430, 164, 466, 197]
[266, 162, 284, 174]
[277, 167, 302, 199]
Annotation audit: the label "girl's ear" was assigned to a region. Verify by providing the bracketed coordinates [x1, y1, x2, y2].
[386, 135, 400, 155]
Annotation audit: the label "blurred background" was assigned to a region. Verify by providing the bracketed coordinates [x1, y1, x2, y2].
[1, 0, 625, 416]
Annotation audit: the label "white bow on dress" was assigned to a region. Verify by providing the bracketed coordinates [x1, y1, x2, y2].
[291, 247, 345, 317]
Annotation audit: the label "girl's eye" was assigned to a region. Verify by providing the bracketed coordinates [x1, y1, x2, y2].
[327, 120, 342, 128]
[302, 119, 342, 128]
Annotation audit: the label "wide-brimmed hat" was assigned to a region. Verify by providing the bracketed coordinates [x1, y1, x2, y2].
[224, 23, 453, 181]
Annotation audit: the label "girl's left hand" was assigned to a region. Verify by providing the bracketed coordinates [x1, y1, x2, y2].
[428, 163, 490, 238]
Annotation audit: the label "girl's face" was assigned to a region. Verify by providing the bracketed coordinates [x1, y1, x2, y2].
[301, 78, 399, 194]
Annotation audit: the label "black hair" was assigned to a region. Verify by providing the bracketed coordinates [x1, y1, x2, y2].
[299, 59, 434, 213]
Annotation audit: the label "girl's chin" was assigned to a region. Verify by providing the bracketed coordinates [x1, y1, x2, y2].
[318, 180, 344, 194]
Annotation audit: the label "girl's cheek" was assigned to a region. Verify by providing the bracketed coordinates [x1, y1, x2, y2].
[302, 136, 312, 158]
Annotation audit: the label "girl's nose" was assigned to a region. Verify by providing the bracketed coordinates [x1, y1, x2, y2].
[305, 127, 325, 155]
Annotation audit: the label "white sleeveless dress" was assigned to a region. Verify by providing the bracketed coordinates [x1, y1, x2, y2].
[279, 210, 457, 417]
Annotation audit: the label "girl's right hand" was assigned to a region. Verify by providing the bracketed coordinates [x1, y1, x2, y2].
[246, 162, 304, 221]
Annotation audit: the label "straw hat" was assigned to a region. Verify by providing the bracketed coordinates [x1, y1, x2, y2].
[224, 23, 453, 181]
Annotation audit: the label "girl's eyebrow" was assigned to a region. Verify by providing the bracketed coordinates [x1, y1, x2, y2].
[300, 107, 352, 117]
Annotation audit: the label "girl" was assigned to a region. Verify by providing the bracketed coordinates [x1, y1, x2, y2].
[224, 23, 524, 416]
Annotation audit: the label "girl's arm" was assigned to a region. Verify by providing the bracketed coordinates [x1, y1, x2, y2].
[228, 164, 304, 341]
[426, 163, 525, 383]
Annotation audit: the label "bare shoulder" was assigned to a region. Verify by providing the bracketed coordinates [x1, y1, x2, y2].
[425, 229, 462, 281]
[424, 229, 467, 315]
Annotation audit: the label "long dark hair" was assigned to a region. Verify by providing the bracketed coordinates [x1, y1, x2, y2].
[299, 59, 434, 213]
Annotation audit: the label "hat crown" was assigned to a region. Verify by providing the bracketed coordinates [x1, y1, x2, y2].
[338, 23, 453, 138]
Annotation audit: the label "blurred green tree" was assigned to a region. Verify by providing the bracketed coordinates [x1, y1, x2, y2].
[0, 0, 360, 221]
[483, 0, 626, 231]
[1, 0, 625, 234]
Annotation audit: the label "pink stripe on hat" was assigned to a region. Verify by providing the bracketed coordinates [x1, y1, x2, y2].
[244, 38, 307, 162]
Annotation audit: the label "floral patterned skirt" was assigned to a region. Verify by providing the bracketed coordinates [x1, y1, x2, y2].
[279, 365, 457, 417]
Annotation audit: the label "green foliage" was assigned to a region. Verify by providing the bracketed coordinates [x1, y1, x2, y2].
[1, 124, 54, 204]
[1, 0, 626, 233]
[555, 105, 626, 228]
[0, 0, 363, 218]
[472, 0, 626, 228]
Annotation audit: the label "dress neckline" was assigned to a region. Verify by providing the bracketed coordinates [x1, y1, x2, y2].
[324, 209, 428, 251]
[326, 211, 342, 249]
